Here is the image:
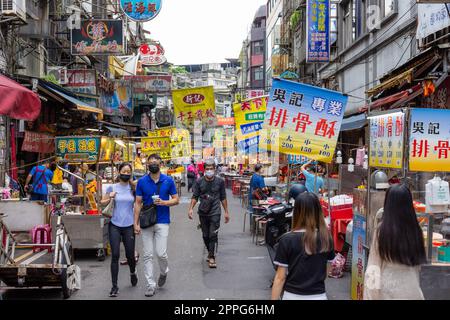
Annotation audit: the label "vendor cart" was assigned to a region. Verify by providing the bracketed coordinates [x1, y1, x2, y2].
[0, 212, 80, 299]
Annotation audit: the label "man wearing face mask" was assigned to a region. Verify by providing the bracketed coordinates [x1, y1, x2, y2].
[188, 159, 230, 268]
[134, 153, 179, 297]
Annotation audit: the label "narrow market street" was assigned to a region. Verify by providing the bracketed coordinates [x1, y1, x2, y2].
[0, 187, 350, 300]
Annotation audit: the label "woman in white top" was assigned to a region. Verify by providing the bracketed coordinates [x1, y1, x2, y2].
[364, 184, 426, 300]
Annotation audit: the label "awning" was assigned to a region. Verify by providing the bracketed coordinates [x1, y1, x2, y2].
[340, 113, 367, 132]
[367, 48, 442, 97]
[0, 74, 41, 120]
[104, 125, 129, 137]
[39, 81, 103, 116]
[366, 68, 414, 97]
[358, 84, 421, 113]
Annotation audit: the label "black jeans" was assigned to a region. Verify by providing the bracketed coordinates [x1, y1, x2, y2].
[199, 214, 221, 258]
[108, 223, 136, 288]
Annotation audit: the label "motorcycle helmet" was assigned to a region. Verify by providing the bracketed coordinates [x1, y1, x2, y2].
[288, 183, 308, 200]
[370, 170, 389, 190]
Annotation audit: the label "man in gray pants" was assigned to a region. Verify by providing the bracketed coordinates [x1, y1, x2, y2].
[188, 159, 230, 268]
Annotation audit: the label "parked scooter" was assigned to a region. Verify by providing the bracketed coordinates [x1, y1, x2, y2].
[262, 202, 294, 269]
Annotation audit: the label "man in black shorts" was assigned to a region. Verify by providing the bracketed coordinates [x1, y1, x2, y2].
[188, 159, 230, 268]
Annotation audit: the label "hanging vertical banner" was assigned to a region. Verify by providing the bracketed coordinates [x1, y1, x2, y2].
[120, 0, 162, 22]
[351, 212, 366, 301]
[233, 96, 268, 154]
[369, 112, 404, 169]
[306, 0, 330, 63]
[172, 86, 216, 130]
[263, 78, 347, 163]
[409, 108, 450, 172]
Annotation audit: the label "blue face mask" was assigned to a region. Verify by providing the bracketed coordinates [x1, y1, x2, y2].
[205, 170, 215, 178]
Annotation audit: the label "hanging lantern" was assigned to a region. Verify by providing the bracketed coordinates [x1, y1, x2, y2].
[423, 79, 436, 97]
[348, 158, 355, 172]
[336, 150, 343, 164]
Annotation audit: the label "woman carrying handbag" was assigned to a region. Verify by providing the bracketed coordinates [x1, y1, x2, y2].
[101, 163, 138, 297]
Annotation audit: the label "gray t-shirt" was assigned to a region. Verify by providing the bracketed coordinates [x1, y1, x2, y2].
[192, 176, 226, 216]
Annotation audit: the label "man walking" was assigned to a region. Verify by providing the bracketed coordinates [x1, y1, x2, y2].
[134, 154, 179, 297]
[188, 159, 230, 268]
[25, 160, 54, 202]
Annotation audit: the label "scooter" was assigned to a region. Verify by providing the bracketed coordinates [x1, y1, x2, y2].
[261, 202, 294, 270]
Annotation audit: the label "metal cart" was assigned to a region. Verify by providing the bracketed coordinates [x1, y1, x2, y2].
[0, 213, 80, 299]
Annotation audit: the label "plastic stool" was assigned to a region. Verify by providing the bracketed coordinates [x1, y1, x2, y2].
[32, 226, 52, 253]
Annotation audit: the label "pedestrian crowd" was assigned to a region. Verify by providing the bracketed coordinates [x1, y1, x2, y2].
[24, 155, 427, 300]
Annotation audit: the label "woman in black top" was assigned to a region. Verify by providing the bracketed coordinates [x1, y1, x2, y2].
[271, 193, 335, 300]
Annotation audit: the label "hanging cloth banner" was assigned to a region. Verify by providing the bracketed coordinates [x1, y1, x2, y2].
[233, 96, 268, 154]
[409, 108, 450, 172]
[262, 78, 348, 163]
[369, 112, 404, 169]
[172, 86, 216, 130]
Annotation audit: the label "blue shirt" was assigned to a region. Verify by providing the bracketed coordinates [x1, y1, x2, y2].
[29, 165, 53, 195]
[249, 173, 266, 201]
[302, 170, 323, 194]
[136, 174, 177, 224]
[107, 183, 135, 228]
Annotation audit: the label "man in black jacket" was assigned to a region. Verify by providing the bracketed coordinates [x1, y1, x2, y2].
[188, 159, 230, 268]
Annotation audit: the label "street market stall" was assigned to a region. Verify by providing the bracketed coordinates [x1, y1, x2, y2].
[348, 107, 450, 300]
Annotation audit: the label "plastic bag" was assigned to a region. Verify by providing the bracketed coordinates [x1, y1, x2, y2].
[328, 253, 346, 279]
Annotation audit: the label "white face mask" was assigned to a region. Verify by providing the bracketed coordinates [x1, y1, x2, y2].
[205, 170, 215, 178]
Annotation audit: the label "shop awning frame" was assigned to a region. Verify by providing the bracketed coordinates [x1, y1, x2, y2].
[340, 113, 367, 132]
[38, 80, 103, 117]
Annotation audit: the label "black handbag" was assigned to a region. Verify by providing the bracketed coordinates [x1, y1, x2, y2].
[139, 181, 162, 229]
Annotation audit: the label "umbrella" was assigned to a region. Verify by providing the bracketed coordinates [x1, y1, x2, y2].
[0, 74, 41, 120]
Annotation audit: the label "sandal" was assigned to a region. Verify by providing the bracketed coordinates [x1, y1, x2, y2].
[208, 257, 217, 268]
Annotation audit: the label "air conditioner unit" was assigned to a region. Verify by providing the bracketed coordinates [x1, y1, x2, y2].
[48, 66, 68, 85]
[0, 0, 26, 21]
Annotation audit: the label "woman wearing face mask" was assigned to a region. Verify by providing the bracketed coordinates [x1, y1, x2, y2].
[101, 163, 138, 297]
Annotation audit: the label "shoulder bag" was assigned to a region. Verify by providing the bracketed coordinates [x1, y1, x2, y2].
[102, 185, 115, 218]
[139, 181, 162, 229]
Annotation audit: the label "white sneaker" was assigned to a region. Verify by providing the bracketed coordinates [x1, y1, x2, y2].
[145, 287, 156, 297]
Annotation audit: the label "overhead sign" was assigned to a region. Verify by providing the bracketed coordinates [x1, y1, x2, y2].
[141, 128, 173, 160]
[233, 96, 268, 154]
[306, 0, 330, 63]
[217, 117, 235, 126]
[246, 90, 265, 99]
[71, 20, 125, 55]
[172, 86, 217, 130]
[417, 3, 450, 40]
[120, 0, 162, 22]
[124, 75, 172, 98]
[139, 43, 167, 66]
[262, 78, 347, 163]
[56, 136, 100, 162]
[100, 80, 133, 117]
[409, 108, 450, 172]
[369, 112, 405, 169]
[156, 108, 172, 126]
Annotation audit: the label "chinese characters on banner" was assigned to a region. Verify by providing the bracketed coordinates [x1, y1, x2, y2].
[171, 128, 192, 160]
[409, 108, 450, 172]
[22, 131, 54, 154]
[369, 112, 404, 169]
[71, 20, 125, 55]
[246, 90, 265, 100]
[233, 96, 268, 154]
[56, 137, 100, 162]
[172, 86, 216, 130]
[307, 0, 330, 63]
[351, 213, 366, 301]
[141, 128, 172, 160]
[263, 78, 347, 163]
[120, 0, 162, 22]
